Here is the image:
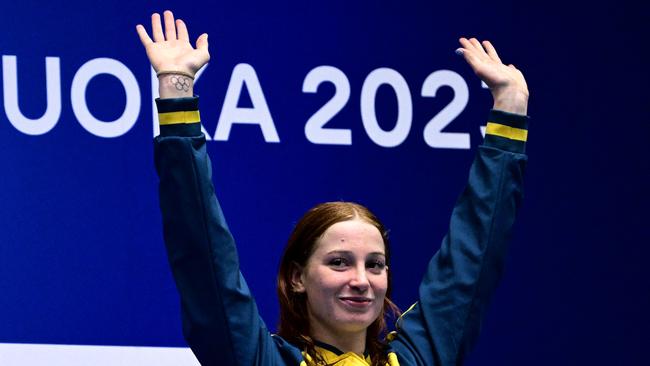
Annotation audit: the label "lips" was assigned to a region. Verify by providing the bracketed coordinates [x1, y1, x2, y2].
[339, 296, 373, 309]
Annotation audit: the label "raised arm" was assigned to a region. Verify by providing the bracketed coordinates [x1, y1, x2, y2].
[389, 39, 529, 365]
[139, 12, 292, 366]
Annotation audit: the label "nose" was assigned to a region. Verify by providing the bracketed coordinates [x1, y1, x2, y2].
[348, 264, 370, 292]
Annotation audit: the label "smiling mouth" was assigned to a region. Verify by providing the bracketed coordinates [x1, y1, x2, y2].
[339, 297, 373, 308]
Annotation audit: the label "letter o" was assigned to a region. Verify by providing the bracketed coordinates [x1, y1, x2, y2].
[71, 58, 141, 138]
[360, 68, 412, 148]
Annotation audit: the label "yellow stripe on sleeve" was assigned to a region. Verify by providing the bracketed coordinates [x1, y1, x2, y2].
[486, 122, 528, 141]
[158, 110, 201, 125]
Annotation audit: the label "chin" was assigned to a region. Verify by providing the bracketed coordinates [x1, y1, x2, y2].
[334, 309, 380, 332]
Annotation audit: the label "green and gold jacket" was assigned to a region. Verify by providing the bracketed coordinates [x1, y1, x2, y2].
[154, 97, 528, 366]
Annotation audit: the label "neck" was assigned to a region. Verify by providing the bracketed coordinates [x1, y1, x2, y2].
[310, 324, 367, 356]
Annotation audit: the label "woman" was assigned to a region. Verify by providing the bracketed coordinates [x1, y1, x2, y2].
[137, 10, 529, 366]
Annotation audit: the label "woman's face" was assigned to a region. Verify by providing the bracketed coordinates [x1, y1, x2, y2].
[292, 219, 388, 339]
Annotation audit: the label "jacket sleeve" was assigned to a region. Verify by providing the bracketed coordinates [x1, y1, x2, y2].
[388, 110, 529, 366]
[153, 97, 287, 366]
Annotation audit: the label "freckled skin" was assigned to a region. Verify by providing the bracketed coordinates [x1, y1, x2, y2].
[292, 220, 388, 351]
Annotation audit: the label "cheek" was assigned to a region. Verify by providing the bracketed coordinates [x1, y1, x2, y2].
[372, 274, 389, 298]
[304, 268, 342, 296]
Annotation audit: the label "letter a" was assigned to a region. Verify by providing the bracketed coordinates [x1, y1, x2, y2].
[214, 63, 279, 142]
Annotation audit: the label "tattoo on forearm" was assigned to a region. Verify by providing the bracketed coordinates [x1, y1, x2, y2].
[170, 75, 191, 92]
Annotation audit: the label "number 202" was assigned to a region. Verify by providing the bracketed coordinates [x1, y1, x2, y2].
[302, 66, 473, 149]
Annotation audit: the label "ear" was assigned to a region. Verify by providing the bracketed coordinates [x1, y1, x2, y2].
[290, 263, 306, 293]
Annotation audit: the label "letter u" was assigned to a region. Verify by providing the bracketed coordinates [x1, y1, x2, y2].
[2, 56, 61, 135]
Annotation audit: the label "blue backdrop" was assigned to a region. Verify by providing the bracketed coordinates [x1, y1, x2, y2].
[1, 1, 648, 365]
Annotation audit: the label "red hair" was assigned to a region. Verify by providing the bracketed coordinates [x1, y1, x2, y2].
[276, 202, 400, 365]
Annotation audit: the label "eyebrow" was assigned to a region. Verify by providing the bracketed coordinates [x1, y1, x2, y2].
[326, 250, 386, 257]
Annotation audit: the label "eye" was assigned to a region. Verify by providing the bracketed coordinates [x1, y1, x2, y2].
[328, 257, 349, 269]
[366, 260, 386, 273]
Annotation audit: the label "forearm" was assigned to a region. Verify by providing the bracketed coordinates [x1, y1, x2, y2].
[424, 110, 528, 360]
[154, 108, 235, 365]
[390, 110, 529, 365]
[154, 97, 278, 366]
[141, 12, 269, 365]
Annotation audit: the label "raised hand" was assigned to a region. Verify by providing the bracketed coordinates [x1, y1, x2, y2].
[457, 38, 529, 115]
[136, 11, 210, 98]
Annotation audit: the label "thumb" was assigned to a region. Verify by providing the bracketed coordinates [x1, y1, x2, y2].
[196, 33, 209, 51]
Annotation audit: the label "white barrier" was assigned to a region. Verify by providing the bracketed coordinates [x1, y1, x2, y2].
[0, 343, 200, 366]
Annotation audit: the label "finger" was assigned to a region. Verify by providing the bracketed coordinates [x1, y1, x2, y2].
[458, 47, 480, 70]
[135, 24, 153, 47]
[196, 33, 209, 51]
[482, 40, 502, 63]
[196, 33, 211, 64]
[163, 10, 177, 40]
[460, 37, 484, 60]
[469, 38, 488, 57]
[176, 19, 189, 41]
[459, 37, 475, 51]
[151, 13, 164, 42]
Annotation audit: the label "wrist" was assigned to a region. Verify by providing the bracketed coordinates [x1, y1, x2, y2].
[158, 73, 194, 99]
[492, 88, 529, 115]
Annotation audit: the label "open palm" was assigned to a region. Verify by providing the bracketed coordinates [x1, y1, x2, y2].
[458, 37, 528, 114]
[136, 11, 209, 75]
